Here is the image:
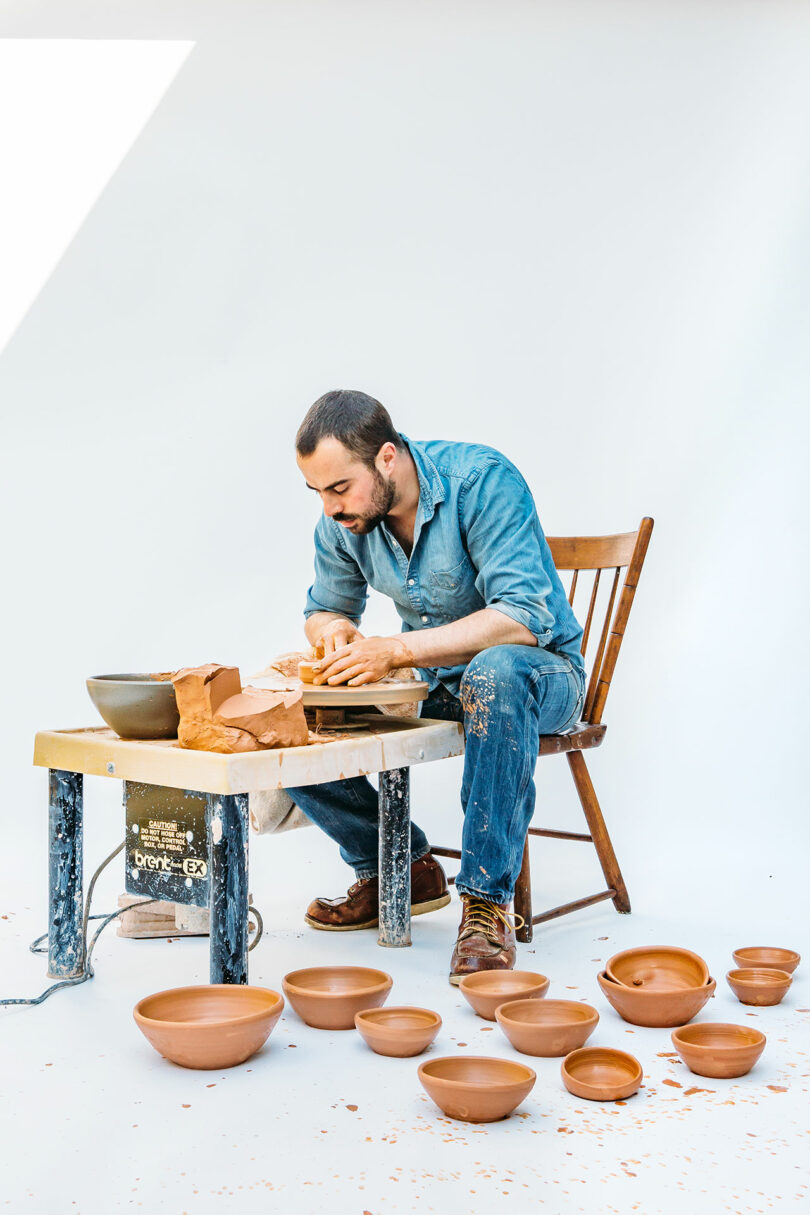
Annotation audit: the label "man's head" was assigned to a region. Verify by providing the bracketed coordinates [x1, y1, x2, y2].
[296, 390, 406, 535]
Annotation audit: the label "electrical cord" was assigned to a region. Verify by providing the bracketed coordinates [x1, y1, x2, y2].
[1, 840, 264, 1007]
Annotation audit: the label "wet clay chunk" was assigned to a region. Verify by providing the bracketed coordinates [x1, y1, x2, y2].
[172, 663, 242, 719]
[215, 687, 308, 748]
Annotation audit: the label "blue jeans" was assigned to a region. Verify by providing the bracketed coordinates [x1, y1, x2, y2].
[284, 645, 586, 904]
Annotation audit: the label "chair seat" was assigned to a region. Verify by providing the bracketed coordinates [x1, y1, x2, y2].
[537, 723, 606, 757]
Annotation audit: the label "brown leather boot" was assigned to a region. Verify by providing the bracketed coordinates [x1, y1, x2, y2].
[305, 853, 450, 931]
[448, 897, 523, 985]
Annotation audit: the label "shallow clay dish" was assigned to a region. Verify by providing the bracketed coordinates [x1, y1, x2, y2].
[133, 984, 284, 1069]
[726, 968, 792, 1006]
[671, 1022, 766, 1078]
[87, 673, 180, 739]
[561, 1047, 643, 1101]
[418, 1056, 536, 1122]
[458, 970, 550, 1021]
[282, 966, 392, 1029]
[597, 971, 716, 1027]
[495, 999, 599, 1057]
[354, 1006, 441, 1057]
[732, 947, 800, 975]
[605, 946, 710, 990]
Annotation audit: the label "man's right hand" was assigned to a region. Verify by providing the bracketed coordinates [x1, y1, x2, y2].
[314, 617, 365, 657]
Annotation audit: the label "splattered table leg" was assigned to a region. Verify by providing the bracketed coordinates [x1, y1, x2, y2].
[48, 769, 84, 978]
[206, 792, 249, 984]
[377, 767, 411, 947]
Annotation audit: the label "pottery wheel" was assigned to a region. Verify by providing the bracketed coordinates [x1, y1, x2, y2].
[299, 679, 428, 707]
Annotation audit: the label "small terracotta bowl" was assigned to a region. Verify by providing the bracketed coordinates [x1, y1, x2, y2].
[561, 1047, 643, 1101]
[671, 1022, 766, 1079]
[418, 1055, 536, 1122]
[133, 984, 284, 1069]
[458, 970, 550, 1021]
[282, 966, 392, 1029]
[732, 948, 800, 975]
[726, 968, 792, 1007]
[354, 1006, 442, 1057]
[597, 971, 716, 1027]
[605, 946, 710, 990]
[495, 999, 599, 1057]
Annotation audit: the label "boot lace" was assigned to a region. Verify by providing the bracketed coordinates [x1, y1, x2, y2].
[459, 897, 524, 942]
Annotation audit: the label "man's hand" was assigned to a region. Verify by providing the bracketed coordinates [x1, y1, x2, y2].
[313, 617, 365, 657]
[314, 635, 413, 686]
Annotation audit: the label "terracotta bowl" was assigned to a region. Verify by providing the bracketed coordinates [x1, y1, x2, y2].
[726, 968, 792, 1007]
[354, 1006, 442, 1057]
[561, 1047, 643, 1101]
[605, 946, 710, 990]
[418, 1055, 536, 1122]
[732, 947, 800, 975]
[133, 984, 284, 1069]
[495, 999, 599, 1057]
[282, 966, 392, 1029]
[671, 1022, 766, 1079]
[597, 971, 716, 1027]
[87, 673, 179, 739]
[458, 970, 550, 1021]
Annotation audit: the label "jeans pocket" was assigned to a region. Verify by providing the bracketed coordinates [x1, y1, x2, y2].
[557, 672, 585, 734]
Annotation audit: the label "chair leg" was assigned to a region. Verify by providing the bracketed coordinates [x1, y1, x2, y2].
[514, 836, 533, 943]
[567, 750, 631, 913]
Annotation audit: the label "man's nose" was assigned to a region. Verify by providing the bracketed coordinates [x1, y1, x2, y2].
[323, 496, 340, 517]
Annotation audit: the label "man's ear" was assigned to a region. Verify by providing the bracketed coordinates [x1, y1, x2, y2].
[375, 441, 397, 476]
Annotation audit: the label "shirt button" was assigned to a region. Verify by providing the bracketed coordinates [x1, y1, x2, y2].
[421, 615, 428, 623]
[408, 578, 415, 586]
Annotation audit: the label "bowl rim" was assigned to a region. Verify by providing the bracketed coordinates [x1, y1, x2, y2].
[458, 969, 550, 993]
[282, 965, 393, 996]
[561, 1045, 643, 1086]
[726, 968, 792, 985]
[598, 971, 717, 998]
[354, 1004, 441, 1029]
[133, 983, 283, 1029]
[605, 945, 710, 986]
[417, 1054, 536, 1088]
[671, 1021, 766, 1051]
[87, 674, 177, 685]
[495, 998, 599, 1027]
[732, 947, 800, 965]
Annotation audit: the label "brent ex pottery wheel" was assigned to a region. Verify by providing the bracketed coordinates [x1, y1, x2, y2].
[354, 1006, 442, 1057]
[671, 1022, 767, 1079]
[458, 970, 550, 1021]
[418, 1056, 536, 1122]
[133, 984, 284, 1069]
[282, 966, 393, 1029]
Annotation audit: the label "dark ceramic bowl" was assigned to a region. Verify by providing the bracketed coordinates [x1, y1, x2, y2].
[87, 673, 179, 739]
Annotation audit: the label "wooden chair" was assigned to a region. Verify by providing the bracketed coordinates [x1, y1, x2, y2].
[431, 516, 654, 942]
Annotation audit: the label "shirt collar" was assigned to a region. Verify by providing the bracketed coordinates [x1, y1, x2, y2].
[399, 433, 446, 524]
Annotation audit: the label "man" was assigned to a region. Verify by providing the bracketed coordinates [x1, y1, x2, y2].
[284, 389, 586, 984]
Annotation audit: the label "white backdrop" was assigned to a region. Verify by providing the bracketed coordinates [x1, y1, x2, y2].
[2, 0, 809, 932]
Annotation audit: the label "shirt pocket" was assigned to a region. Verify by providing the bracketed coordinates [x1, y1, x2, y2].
[428, 554, 480, 620]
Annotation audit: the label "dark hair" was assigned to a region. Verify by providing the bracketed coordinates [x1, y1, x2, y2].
[296, 389, 404, 468]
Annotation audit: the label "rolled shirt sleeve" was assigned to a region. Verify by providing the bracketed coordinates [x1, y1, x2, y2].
[304, 514, 368, 625]
[460, 459, 556, 646]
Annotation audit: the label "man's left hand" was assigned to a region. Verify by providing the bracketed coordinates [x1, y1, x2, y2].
[313, 636, 412, 686]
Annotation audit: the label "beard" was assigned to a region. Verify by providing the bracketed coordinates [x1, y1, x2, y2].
[333, 469, 396, 534]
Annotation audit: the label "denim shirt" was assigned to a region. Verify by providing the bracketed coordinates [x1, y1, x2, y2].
[304, 435, 585, 695]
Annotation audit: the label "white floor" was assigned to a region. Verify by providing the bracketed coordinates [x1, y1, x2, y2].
[1, 804, 807, 1215]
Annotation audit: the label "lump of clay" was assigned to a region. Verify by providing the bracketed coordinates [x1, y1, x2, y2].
[298, 659, 318, 683]
[215, 687, 308, 749]
[173, 663, 241, 719]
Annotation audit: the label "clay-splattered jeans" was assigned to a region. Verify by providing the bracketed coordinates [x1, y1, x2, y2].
[284, 645, 586, 904]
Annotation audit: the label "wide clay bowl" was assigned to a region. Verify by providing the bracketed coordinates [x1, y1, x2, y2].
[87, 673, 179, 739]
[605, 946, 709, 990]
[726, 968, 792, 1007]
[597, 971, 716, 1027]
[733, 947, 800, 975]
[282, 966, 392, 1029]
[561, 1046, 643, 1101]
[458, 970, 550, 1021]
[133, 984, 284, 1069]
[495, 998, 599, 1057]
[671, 1022, 766, 1079]
[418, 1056, 536, 1122]
[354, 1006, 441, 1057]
